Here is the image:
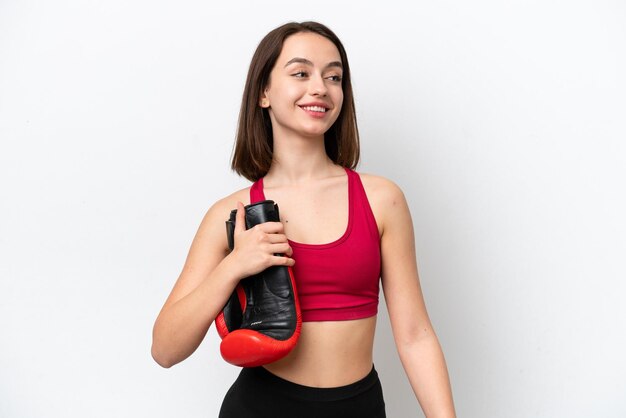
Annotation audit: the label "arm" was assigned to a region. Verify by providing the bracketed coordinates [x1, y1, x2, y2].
[377, 179, 456, 417]
[151, 198, 294, 368]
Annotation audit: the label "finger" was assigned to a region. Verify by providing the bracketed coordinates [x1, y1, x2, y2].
[256, 221, 285, 234]
[271, 255, 295, 267]
[266, 233, 289, 244]
[234, 201, 246, 232]
[269, 242, 292, 255]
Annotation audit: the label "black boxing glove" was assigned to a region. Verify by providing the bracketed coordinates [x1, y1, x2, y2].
[214, 200, 302, 367]
[214, 215, 244, 339]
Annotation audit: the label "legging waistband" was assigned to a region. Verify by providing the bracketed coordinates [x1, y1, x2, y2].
[241, 365, 380, 402]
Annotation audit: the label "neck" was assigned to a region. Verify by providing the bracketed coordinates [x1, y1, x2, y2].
[265, 131, 340, 186]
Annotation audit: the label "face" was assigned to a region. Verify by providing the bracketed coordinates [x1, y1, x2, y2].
[260, 32, 344, 140]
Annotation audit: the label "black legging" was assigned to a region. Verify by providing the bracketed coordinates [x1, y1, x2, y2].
[219, 365, 386, 418]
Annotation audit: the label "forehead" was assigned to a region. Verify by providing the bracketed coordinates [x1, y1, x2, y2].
[277, 32, 342, 66]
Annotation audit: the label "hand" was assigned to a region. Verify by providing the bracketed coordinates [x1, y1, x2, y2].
[228, 201, 295, 279]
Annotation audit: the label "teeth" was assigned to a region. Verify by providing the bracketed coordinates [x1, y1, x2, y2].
[302, 106, 326, 113]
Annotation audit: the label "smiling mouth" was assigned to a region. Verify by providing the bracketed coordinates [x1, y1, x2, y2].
[300, 105, 327, 113]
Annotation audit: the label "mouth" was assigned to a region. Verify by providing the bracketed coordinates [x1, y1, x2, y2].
[299, 105, 328, 113]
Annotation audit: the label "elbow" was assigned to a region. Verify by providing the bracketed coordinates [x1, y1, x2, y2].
[151, 341, 176, 369]
[152, 350, 175, 369]
[395, 325, 439, 350]
[151, 317, 178, 368]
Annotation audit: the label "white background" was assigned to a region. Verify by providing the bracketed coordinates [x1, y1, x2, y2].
[1, 1, 625, 417]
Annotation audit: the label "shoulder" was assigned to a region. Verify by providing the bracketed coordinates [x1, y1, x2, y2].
[195, 185, 252, 239]
[205, 186, 252, 221]
[356, 171, 406, 201]
[354, 171, 409, 235]
[185, 185, 253, 256]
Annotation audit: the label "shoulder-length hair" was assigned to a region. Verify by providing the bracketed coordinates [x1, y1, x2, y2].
[231, 21, 360, 182]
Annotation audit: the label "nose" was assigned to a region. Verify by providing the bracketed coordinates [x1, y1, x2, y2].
[308, 73, 328, 97]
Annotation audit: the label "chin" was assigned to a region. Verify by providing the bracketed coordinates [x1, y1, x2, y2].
[301, 129, 329, 139]
[300, 123, 333, 137]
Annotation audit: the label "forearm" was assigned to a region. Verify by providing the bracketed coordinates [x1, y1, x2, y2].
[397, 334, 456, 418]
[151, 255, 240, 368]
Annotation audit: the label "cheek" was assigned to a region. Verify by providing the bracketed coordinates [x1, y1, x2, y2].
[332, 85, 344, 102]
[270, 84, 301, 107]
[334, 90, 344, 112]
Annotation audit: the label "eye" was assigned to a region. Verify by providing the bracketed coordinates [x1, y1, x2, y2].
[292, 71, 308, 78]
[326, 75, 343, 82]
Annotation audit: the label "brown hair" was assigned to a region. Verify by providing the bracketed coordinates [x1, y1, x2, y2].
[230, 21, 360, 182]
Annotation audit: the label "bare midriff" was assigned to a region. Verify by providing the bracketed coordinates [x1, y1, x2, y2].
[262, 316, 377, 387]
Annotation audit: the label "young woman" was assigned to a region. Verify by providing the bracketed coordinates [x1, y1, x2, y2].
[151, 21, 456, 418]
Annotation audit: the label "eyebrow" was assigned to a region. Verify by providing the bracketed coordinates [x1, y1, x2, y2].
[284, 57, 343, 70]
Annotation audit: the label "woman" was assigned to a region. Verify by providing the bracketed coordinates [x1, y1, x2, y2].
[151, 21, 456, 417]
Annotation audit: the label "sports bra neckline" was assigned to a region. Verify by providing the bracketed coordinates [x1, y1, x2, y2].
[254, 167, 354, 249]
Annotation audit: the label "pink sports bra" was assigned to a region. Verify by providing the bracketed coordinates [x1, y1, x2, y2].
[250, 167, 381, 322]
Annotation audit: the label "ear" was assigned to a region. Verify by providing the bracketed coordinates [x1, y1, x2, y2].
[259, 88, 270, 108]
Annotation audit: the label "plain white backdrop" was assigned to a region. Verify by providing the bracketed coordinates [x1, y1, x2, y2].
[1, 0, 625, 417]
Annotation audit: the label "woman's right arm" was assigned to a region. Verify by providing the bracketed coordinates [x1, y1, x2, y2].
[151, 199, 294, 368]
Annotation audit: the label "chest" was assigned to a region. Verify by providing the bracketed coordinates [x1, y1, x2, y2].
[263, 176, 349, 245]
